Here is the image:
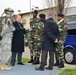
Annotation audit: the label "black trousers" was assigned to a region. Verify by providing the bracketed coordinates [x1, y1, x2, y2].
[11, 52, 22, 64]
[40, 50, 54, 69]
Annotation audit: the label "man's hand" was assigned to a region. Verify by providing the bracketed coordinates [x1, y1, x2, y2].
[55, 39, 58, 43]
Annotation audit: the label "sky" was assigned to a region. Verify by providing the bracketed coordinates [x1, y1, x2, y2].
[0, 0, 76, 16]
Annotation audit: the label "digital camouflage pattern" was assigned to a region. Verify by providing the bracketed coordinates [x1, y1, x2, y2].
[0, 8, 14, 70]
[29, 17, 44, 57]
[0, 16, 15, 64]
[55, 19, 68, 62]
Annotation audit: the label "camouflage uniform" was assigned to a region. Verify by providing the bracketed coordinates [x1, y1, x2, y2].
[1, 17, 15, 64]
[29, 17, 44, 58]
[55, 19, 68, 62]
[0, 8, 14, 70]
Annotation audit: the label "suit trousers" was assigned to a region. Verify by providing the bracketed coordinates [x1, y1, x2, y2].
[11, 52, 22, 64]
[40, 50, 54, 69]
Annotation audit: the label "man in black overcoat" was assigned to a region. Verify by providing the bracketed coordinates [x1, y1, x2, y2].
[11, 15, 27, 66]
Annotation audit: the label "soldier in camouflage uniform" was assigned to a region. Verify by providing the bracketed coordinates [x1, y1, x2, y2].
[54, 14, 68, 68]
[28, 10, 44, 64]
[0, 8, 15, 70]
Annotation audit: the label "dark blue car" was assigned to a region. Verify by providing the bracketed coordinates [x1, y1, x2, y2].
[64, 21, 76, 64]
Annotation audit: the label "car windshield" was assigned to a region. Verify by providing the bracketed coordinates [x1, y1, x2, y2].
[68, 29, 76, 35]
[67, 21, 76, 35]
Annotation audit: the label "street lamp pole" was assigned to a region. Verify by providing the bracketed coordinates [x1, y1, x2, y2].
[29, 0, 31, 19]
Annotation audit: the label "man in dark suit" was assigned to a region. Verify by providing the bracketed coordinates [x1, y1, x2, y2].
[35, 14, 60, 71]
[11, 15, 27, 66]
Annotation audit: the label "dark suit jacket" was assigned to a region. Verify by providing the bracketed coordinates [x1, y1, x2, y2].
[41, 18, 60, 51]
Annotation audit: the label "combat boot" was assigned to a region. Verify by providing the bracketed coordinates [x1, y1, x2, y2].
[28, 56, 33, 63]
[54, 58, 60, 66]
[58, 62, 64, 68]
[0, 63, 12, 70]
[32, 57, 39, 65]
[35, 66, 44, 71]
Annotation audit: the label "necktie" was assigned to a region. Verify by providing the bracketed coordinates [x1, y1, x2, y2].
[18, 23, 22, 29]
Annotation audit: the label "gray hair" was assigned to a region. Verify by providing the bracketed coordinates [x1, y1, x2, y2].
[15, 14, 22, 19]
[46, 13, 52, 19]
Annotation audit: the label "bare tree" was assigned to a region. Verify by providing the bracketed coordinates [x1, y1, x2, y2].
[44, 0, 72, 14]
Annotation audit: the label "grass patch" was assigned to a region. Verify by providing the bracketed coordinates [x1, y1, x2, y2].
[9, 57, 30, 63]
[22, 58, 30, 63]
[59, 68, 76, 75]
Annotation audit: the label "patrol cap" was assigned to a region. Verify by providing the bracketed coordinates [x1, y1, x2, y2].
[58, 14, 64, 17]
[33, 10, 38, 14]
[39, 14, 46, 18]
[4, 8, 14, 14]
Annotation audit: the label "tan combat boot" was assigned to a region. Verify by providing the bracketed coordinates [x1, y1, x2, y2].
[0, 63, 12, 71]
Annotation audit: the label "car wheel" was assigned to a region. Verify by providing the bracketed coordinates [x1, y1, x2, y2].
[64, 48, 76, 64]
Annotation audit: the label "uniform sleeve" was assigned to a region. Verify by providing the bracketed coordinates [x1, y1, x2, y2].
[1, 25, 9, 37]
[56, 26, 60, 41]
[59, 22, 68, 41]
[9, 25, 15, 31]
[1, 25, 7, 37]
[7, 18, 15, 31]
[2, 18, 6, 25]
[37, 22, 44, 37]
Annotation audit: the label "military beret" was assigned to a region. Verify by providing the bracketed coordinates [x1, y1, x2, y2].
[58, 14, 64, 17]
[33, 10, 38, 14]
[39, 14, 46, 18]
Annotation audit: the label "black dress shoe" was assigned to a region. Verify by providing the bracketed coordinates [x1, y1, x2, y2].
[11, 63, 15, 66]
[54, 59, 60, 66]
[58, 62, 64, 68]
[58, 65, 64, 68]
[32, 57, 40, 65]
[32, 61, 39, 65]
[35, 67, 44, 71]
[45, 67, 53, 70]
[28, 56, 33, 63]
[18, 63, 25, 65]
[28, 60, 33, 63]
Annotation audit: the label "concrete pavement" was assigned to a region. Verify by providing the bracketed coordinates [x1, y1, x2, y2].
[0, 64, 62, 75]
[0, 47, 76, 75]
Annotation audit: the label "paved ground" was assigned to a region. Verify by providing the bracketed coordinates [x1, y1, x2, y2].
[0, 64, 62, 75]
[0, 47, 76, 75]
[0, 46, 62, 75]
[22, 47, 76, 69]
[0, 63, 76, 75]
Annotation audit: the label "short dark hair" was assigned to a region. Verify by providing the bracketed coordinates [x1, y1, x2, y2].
[33, 10, 38, 14]
[39, 14, 46, 18]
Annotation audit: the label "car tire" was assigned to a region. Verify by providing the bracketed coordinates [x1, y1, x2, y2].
[64, 48, 76, 64]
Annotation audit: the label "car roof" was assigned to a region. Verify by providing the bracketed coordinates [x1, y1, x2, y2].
[67, 21, 76, 30]
[67, 21, 76, 25]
